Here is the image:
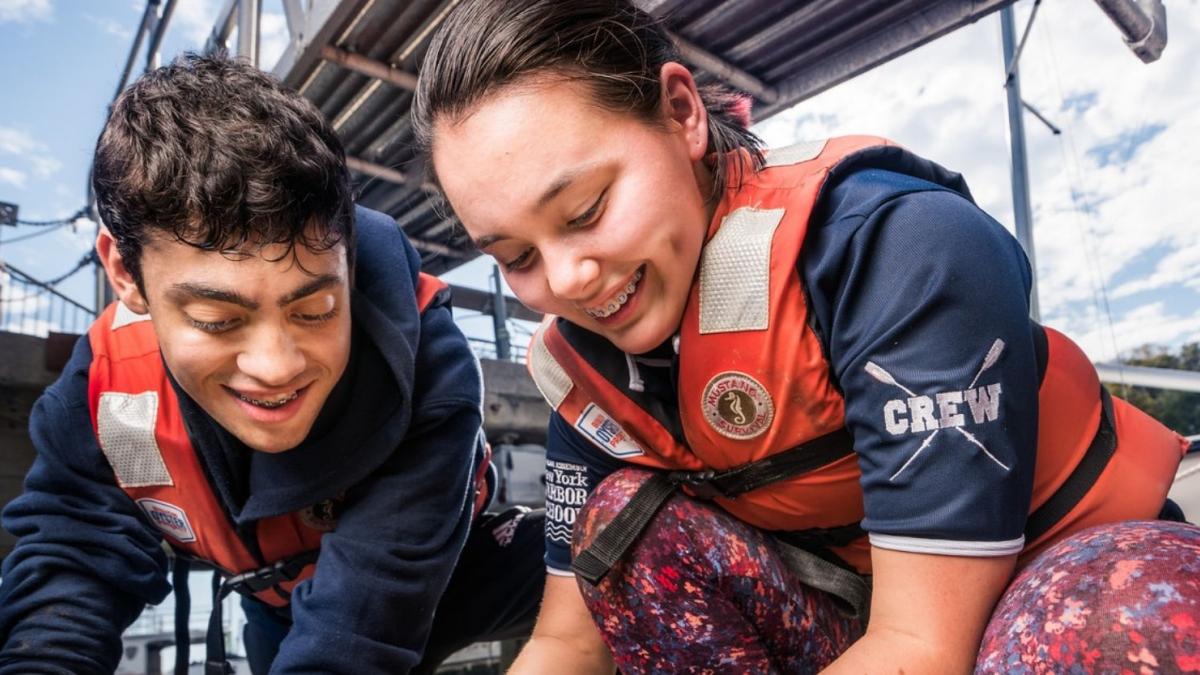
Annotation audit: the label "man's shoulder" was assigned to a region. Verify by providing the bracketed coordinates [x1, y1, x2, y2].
[40, 333, 95, 413]
[351, 204, 421, 291]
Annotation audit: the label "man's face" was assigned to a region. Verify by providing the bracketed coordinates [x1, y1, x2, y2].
[133, 234, 352, 453]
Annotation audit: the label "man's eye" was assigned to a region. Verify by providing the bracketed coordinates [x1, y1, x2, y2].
[296, 309, 339, 324]
[188, 317, 238, 334]
[505, 248, 534, 272]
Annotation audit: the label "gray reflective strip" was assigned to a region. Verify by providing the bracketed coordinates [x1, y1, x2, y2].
[97, 391, 174, 487]
[699, 207, 785, 334]
[529, 321, 573, 409]
[868, 533, 1025, 557]
[111, 301, 151, 330]
[763, 139, 827, 167]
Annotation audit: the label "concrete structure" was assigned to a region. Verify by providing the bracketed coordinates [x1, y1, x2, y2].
[0, 330, 69, 559]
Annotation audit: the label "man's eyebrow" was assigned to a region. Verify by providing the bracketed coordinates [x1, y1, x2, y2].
[167, 283, 259, 310]
[278, 273, 342, 307]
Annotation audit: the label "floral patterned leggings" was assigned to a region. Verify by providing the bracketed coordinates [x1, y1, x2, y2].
[573, 468, 1200, 674]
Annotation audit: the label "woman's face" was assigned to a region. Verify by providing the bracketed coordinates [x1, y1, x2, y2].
[432, 68, 712, 354]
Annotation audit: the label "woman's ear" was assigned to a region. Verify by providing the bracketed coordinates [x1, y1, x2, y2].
[95, 228, 149, 313]
[659, 62, 709, 162]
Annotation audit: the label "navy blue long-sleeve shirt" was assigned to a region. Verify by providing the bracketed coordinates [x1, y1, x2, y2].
[0, 207, 486, 674]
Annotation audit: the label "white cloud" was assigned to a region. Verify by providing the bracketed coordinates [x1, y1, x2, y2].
[0, 0, 50, 23]
[0, 127, 61, 180]
[1069, 302, 1200, 363]
[0, 166, 27, 188]
[0, 127, 39, 155]
[755, 0, 1200, 361]
[29, 155, 60, 178]
[168, 0, 221, 45]
[84, 13, 132, 40]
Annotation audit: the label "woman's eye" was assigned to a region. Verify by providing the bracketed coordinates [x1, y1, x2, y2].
[567, 190, 607, 228]
[504, 248, 535, 272]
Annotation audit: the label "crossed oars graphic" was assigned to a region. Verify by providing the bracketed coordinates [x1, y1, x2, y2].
[864, 339, 1010, 481]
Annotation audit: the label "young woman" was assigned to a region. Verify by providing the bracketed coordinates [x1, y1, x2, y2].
[412, 1, 1199, 672]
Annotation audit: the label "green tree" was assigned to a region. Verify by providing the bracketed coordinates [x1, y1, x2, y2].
[1118, 342, 1200, 435]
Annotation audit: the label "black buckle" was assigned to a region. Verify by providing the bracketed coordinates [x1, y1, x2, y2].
[667, 470, 728, 499]
[225, 558, 303, 595]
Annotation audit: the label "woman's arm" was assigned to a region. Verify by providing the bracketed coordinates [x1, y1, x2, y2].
[825, 547, 1016, 674]
[510, 574, 615, 675]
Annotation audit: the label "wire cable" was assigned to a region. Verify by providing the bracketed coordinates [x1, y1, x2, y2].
[0, 221, 70, 245]
[12, 207, 87, 227]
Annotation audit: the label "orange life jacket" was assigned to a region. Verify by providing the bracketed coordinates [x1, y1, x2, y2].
[87, 273, 489, 606]
[529, 136, 1187, 574]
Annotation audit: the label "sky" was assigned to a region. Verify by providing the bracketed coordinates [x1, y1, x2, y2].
[1, 0, 1198, 365]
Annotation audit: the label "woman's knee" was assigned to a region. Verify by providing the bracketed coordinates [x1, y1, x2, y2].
[978, 520, 1200, 673]
[570, 467, 657, 560]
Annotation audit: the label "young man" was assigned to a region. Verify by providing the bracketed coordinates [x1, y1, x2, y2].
[0, 54, 543, 675]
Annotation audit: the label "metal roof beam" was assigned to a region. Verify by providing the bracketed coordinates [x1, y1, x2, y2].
[205, 0, 237, 54]
[1092, 0, 1167, 62]
[757, 0, 1014, 118]
[239, 0, 262, 67]
[409, 238, 469, 259]
[319, 45, 418, 91]
[114, 1, 159, 100]
[144, 0, 178, 71]
[345, 156, 437, 193]
[282, 0, 305, 39]
[670, 32, 778, 104]
[272, 0, 365, 90]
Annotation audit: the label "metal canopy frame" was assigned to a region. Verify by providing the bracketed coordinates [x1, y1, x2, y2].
[218, 0, 1161, 277]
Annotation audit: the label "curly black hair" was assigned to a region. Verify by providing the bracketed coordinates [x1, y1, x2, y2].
[93, 52, 353, 287]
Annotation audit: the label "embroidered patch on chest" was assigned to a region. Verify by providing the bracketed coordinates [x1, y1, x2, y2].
[701, 371, 775, 440]
[137, 498, 196, 543]
[574, 403, 645, 458]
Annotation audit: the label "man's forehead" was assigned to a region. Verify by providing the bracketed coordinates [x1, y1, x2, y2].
[141, 233, 348, 290]
[143, 231, 345, 263]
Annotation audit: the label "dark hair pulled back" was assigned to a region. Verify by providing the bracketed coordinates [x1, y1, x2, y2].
[412, 0, 764, 202]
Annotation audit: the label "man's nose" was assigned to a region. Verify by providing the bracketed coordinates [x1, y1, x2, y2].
[236, 325, 306, 386]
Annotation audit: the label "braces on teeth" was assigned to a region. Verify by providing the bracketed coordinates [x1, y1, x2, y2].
[585, 269, 643, 319]
[237, 391, 299, 408]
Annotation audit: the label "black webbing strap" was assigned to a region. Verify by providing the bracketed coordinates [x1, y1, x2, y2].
[206, 571, 233, 675]
[172, 557, 191, 675]
[669, 428, 855, 499]
[571, 428, 856, 585]
[772, 537, 872, 622]
[205, 550, 320, 674]
[1024, 386, 1117, 543]
[572, 474, 679, 586]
